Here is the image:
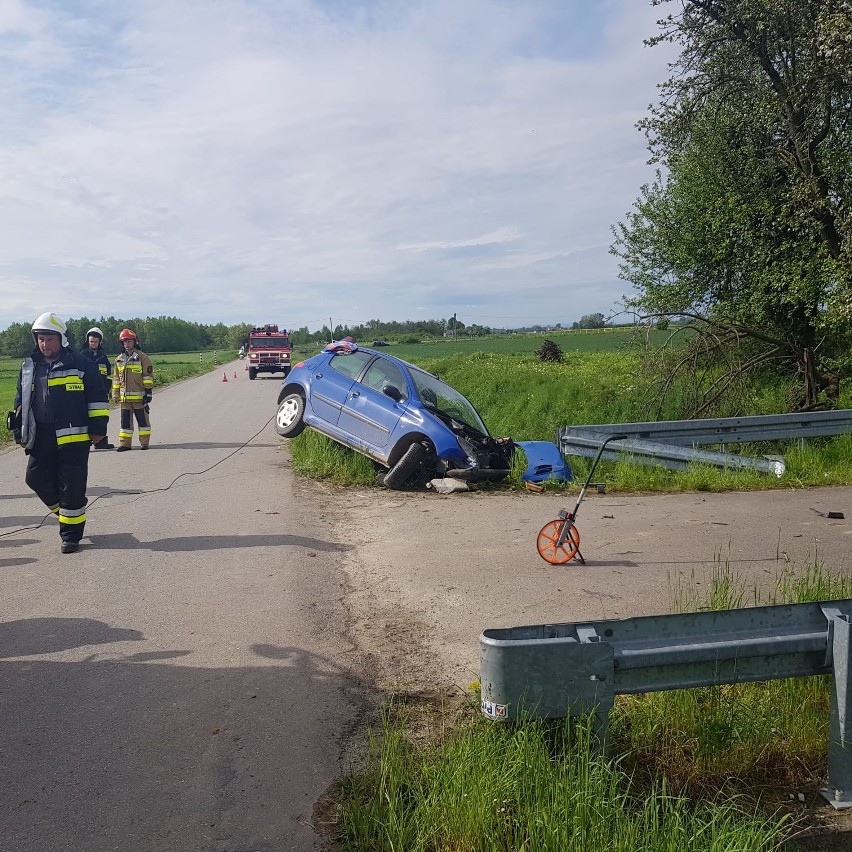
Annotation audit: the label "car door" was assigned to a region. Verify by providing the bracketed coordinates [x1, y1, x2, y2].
[307, 350, 372, 428]
[337, 357, 408, 452]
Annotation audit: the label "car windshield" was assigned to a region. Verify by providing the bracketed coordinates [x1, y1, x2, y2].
[409, 366, 489, 435]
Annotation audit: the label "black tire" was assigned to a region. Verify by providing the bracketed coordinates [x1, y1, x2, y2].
[248, 367, 257, 380]
[275, 392, 306, 437]
[383, 442, 426, 489]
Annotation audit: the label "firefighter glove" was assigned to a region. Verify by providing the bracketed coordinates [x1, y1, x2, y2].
[144, 390, 152, 404]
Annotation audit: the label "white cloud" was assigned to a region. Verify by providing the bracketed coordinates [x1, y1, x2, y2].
[0, 0, 677, 332]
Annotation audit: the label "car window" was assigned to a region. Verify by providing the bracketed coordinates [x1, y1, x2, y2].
[361, 359, 406, 398]
[329, 350, 373, 381]
[409, 366, 489, 435]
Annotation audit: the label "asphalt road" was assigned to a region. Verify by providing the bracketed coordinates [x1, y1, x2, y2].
[0, 363, 365, 852]
[3, 364, 851, 849]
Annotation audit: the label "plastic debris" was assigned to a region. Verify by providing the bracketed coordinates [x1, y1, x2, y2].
[427, 478, 469, 494]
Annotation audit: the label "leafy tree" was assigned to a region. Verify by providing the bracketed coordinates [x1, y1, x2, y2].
[613, 0, 852, 411]
[578, 313, 606, 329]
[0, 322, 34, 358]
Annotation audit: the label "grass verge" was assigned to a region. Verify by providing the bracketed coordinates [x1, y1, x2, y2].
[331, 561, 851, 851]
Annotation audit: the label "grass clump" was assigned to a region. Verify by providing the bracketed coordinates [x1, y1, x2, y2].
[288, 429, 377, 485]
[610, 561, 852, 798]
[336, 705, 789, 852]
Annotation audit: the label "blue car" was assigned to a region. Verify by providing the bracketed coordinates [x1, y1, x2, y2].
[275, 343, 512, 489]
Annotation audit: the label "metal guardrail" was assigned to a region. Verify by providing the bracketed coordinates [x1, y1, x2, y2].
[558, 429, 785, 476]
[480, 599, 852, 808]
[560, 409, 852, 448]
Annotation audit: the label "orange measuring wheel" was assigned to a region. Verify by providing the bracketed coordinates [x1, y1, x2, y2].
[536, 519, 581, 565]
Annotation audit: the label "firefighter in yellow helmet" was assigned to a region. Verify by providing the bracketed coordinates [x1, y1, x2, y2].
[112, 328, 154, 450]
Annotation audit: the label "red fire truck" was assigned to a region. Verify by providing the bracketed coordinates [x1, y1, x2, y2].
[247, 325, 291, 380]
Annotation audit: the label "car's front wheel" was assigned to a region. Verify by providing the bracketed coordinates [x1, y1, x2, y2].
[275, 393, 306, 437]
[383, 442, 426, 489]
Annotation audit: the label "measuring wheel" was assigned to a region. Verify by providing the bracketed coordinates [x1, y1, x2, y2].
[536, 519, 582, 565]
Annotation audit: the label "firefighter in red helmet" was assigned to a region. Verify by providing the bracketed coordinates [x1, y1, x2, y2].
[112, 328, 154, 451]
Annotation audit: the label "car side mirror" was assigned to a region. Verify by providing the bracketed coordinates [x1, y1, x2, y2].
[382, 384, 403, 401]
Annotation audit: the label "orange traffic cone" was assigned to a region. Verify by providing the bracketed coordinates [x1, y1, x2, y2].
[244, 363, 248, 371]
[233, 372, 237, 379]
[222, 372, 228, 382]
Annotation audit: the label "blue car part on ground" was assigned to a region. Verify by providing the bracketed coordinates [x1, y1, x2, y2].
[516, 441, 573, 483]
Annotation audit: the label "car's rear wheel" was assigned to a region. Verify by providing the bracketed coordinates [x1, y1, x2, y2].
[383, 442, 426, 489]
[275, 392, 306, 437]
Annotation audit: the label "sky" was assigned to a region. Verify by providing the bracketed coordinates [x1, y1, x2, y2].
[0, 0, 678, 334]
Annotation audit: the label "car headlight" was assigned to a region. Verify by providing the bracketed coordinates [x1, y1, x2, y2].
[456, 435, 479, 468]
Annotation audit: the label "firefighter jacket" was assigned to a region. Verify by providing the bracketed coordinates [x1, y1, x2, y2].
[80, 344, 112, 393]
[113, 348, 154, 403]
[14, 347, 110, 452]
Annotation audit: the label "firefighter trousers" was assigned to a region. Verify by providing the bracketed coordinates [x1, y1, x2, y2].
[25, 429, 89, 543]
[119, 403, 151, 448]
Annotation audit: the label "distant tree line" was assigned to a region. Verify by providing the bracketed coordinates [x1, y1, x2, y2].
[0, 316, 254, 358]
[0, 313, 612, 358]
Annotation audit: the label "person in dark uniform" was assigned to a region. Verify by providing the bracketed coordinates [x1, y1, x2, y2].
[13, 312, 109, 553]
[80, 326, 115, 449]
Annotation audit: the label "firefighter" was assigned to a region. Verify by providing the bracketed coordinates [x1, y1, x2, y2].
[80, 326, 115, 449]
[12, 312, 109, 553]
[112, 328, 154, 451]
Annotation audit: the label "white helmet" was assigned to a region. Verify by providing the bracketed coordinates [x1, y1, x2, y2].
[32, 311, 68, 348]
[86, 326, 104, 342]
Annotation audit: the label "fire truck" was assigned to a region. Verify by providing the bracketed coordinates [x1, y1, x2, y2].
[246, 325, 292, 380]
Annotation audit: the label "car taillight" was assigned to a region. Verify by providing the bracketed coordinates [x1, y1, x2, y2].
[295, 361, 305, 368]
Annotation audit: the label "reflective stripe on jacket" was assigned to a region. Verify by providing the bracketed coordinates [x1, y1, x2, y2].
[15, 348, 110, 451]
[113, 349, 154, 402]
[80, 345, 112, 392]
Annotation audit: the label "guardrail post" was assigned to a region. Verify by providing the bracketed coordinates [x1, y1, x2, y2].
[823, 607, 852, 808]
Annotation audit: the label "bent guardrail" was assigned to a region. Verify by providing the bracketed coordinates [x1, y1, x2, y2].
[560, 409, 852, 449]
[480, 599, 852, 808]
[558, 429, 785, 475]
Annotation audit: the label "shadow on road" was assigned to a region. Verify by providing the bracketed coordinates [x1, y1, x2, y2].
[0, 617, 144, 657]
[0, 618, 364, 852]
[88, 532, 353, 553]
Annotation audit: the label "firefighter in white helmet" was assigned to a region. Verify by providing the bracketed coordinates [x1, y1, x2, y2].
[80, 326, 114, 449]
[12, 312, 109, 553]
[112, 328, 154, 450]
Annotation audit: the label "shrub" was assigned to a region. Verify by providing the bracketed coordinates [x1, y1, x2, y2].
[535, 339, 564, 362]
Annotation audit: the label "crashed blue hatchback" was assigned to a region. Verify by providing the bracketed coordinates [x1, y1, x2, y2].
[275, 342, 512, 489]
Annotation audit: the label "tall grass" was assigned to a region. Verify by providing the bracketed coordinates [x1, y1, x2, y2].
[610, 561, 852, 796]
[337, 706, 789, 852]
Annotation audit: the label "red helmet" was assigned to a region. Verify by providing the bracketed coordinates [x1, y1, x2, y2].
[119, 328, 137, 341]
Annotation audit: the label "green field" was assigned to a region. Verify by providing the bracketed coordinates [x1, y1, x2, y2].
[365, 327, 668, 361]
[0, 351, 225, 443]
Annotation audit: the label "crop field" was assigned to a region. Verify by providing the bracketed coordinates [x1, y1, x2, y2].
[371, 327, 670, 362]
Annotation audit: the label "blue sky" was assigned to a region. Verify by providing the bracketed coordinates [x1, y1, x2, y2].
[0, 0, 676, 333]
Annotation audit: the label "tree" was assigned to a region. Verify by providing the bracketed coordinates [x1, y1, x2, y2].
[578, 313, 606, 329]
[613, 0, 852, 410]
